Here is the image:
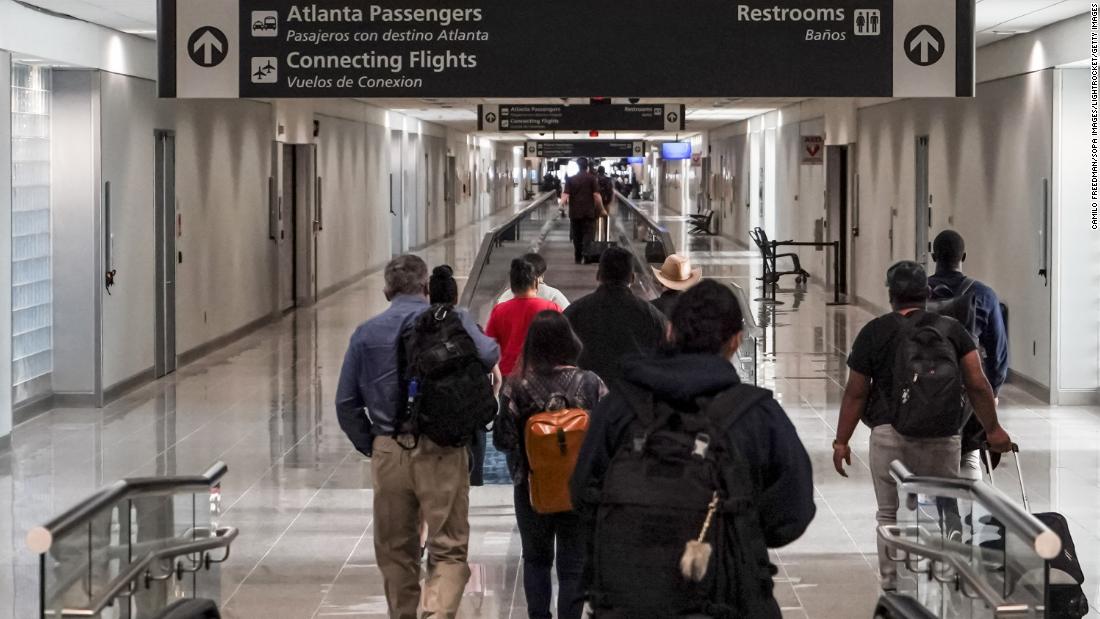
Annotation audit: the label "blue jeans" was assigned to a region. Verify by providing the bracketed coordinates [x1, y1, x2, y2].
[514, 484, 586, 619]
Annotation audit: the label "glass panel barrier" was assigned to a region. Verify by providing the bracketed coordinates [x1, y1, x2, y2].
[883, 460, 1053, 618]
[30, 464, 234, 618]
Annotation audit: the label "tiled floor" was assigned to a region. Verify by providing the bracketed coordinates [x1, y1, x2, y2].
[1, 203, 1098, 618]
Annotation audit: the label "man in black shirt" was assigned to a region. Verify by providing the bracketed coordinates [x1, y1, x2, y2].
[832, 261, 1011, 591]
[560, 158, 605, 264]
[564, 247, 666, 383]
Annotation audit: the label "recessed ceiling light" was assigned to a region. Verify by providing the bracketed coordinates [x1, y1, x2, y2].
[990, 30, 1022, 35]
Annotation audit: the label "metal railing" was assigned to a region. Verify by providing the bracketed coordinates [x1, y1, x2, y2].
[615, 193, 760, 384]
[28, 462, 235, 619]
[459, 191, 557, 314]
[879, 460, 1059, 618]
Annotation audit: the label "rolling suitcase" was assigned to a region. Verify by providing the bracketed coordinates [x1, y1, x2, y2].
[983, 447, 1089, 618]
[582, 217, 615, 264]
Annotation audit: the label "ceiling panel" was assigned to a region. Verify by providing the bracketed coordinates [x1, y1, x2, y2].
[17, 0, 156, 35]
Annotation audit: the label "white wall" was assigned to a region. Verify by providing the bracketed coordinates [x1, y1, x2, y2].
[0, 51, 11, 437]
[1052, 69, 1100, 403]
[50, 71, 97, 394]
[173, 99, 277, 356]
[315, 114, 390, 293]
[853, 71, 1054, 386]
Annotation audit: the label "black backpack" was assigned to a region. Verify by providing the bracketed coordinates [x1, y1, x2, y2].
[591, 383, 779, 619]
[927, 277, 978, 341]
[598, 176, 614, 207]
[401, 304, 497, 448]
[891, 312, 967, 438]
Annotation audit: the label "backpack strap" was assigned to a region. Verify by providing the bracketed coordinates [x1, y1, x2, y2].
[957, 277, 976, 298]
[702, 383, 774, 437]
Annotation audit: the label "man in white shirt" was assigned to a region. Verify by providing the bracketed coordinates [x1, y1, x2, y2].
[497, 253, 570, 309]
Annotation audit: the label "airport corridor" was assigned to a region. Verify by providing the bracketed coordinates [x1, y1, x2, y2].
[2, 204, 1096, 619]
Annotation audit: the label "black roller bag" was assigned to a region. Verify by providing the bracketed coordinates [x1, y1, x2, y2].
[983, 447, 1089, 618]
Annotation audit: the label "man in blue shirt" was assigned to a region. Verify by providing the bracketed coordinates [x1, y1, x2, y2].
[928, 230, 1009, 480]
[336, 255, 500, 619]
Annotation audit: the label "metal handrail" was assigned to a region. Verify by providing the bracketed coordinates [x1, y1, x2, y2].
[877, 525, 1034, 616]
[27, 461, 228, 554]
[459, 191, 557, 309]
[615, 192, 675, 257]
[889, 460, 1061, 560]
[48, 526, 239, 617]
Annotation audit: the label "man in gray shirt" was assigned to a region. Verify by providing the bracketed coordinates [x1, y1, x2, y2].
[336, 255, 500, 619]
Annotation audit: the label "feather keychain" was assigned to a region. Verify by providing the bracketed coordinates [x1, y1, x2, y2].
[680, 492, 720, 582]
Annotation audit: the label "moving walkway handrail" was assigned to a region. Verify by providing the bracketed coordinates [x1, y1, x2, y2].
[889, 460, 1061, 560]
[49, 526, 239, 617]
[615, 192, 675, 257]
[27, 461, 228, 554]
[877, 525, 1033, 616]
[459, 191, 557, 309]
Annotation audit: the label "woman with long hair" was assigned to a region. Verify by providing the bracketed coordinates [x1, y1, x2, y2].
[494, 311, 606, 619]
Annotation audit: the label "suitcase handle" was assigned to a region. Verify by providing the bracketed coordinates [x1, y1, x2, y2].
[981, 442, 1030, 513]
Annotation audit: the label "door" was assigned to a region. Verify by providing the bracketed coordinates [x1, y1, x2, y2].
[279, 143, 319, 308]
[278, 144, 296, 310]
[154, 130, 177, 378]
[826, 145, 849, 295]
[293, 144, 319, 306]
[444, 155, 457, 236]
[390, 130, 404, 256]
[915, 136, 931, 266]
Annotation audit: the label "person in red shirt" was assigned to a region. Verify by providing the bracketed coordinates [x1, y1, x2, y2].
[487, 258, 562, 376]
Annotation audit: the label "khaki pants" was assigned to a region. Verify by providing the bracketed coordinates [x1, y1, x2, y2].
[869, 425, 960, 589]
[372, 436, 471, 619]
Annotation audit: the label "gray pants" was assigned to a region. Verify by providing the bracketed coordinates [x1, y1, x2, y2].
[869, 425, 961, 588]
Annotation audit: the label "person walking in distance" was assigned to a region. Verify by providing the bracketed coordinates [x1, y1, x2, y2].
[486, 258, 563, 377]
[497, 253, 571, 309]
[564, 247, 666, 383]
[650, 253, 703, 317]
[335, 255, 501, 619]
[494, 312, 607, 619]
[560, 158, 605, 264]
[832, 261, 1012, 591]
[927, 230, 1009, 480]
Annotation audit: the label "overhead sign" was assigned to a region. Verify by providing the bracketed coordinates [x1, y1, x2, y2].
[478, 104, 685, 132]
[526, 141, 646, 159]
[802, 135, 825, 165]
[158, 0, 975, 99]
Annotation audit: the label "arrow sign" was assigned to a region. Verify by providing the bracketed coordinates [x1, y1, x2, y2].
[187, 26, 229, 68]
[904, 26, 945, 66]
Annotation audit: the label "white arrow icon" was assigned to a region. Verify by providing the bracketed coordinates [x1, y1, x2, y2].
[909, 28, 940, 64]
[193, 30, 225, 66]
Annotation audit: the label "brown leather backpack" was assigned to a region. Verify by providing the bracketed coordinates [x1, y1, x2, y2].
[524, 385, 590, 514]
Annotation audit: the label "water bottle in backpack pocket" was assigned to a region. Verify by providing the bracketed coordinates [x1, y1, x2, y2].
[891, 312, 967, 438]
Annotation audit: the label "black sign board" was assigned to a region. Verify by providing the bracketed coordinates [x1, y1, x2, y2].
[526, 141, 646, 159]
[161, 0, 974, 99]
[478, 104, 685, 131]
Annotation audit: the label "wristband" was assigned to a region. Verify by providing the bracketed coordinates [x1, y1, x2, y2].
[832, 440, 848, 449]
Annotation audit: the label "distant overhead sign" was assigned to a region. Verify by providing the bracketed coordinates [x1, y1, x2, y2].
[526, 141, 646, 159]
[158, 0, 975, 99]
[478, 104, 685, 132]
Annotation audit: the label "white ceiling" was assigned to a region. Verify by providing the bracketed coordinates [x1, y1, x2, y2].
[975, 0, 1091, 45]
[15, 0, 1093, 132]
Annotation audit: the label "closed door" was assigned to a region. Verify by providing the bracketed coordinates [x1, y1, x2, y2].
[279, 143, 319, 308]
[154, 130, 177, 378]
[826, 145, 849, 295]
[390, 130, 404, 256]
[915, 136, 931, 266]
[444, 155, 457, 236]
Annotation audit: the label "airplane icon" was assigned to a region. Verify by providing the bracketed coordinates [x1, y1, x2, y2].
[251, 57, 278, 84]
